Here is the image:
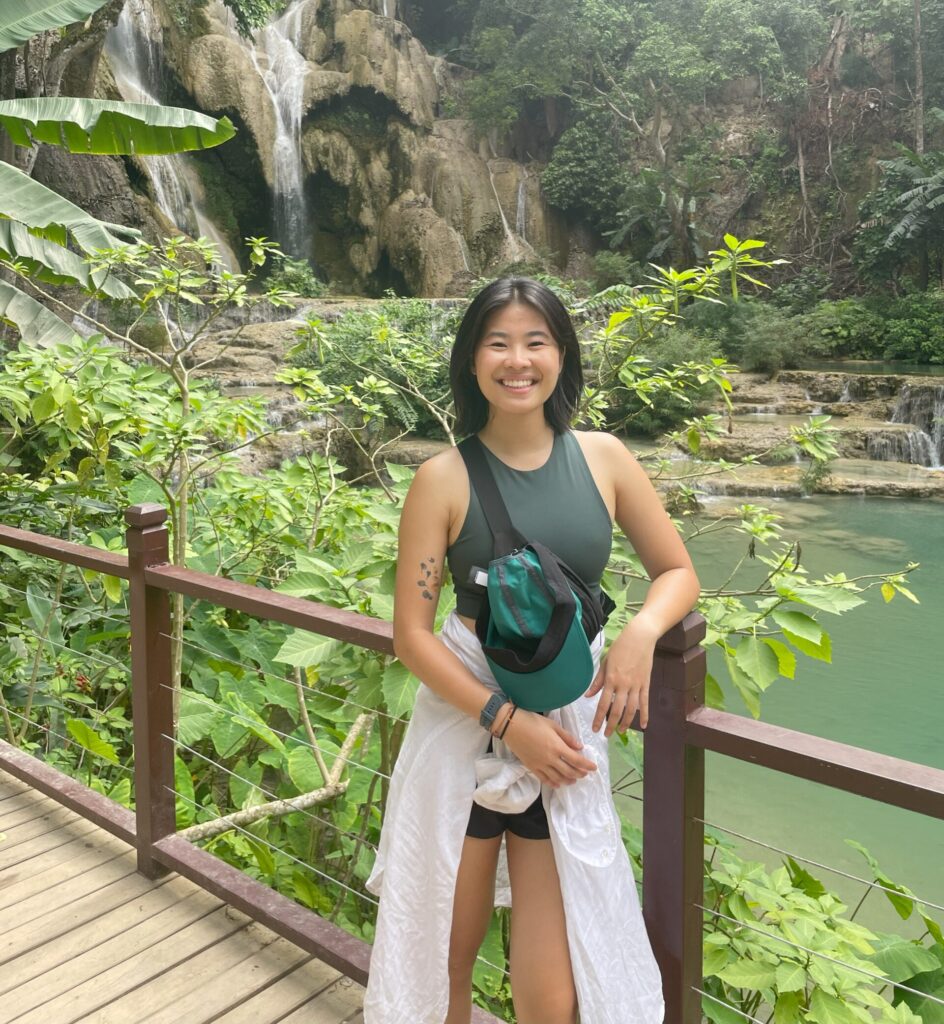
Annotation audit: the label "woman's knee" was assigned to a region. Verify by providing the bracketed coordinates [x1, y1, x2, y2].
[512, 978, 578, 1024]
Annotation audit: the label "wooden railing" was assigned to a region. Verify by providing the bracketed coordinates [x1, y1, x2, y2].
[1, 503, 943, 1024]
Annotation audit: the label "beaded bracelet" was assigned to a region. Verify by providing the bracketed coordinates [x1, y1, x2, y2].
[497, 703, 518, 740]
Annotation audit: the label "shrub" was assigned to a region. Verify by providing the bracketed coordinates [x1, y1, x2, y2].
[613, 327, 724, 435]
[267, 256, 328, 298]
[591, 251, 640, 291]
[879, 290, 944, 362]
[804, 299, 888, 359]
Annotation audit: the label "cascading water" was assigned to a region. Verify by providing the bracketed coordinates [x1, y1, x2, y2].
[889, 384, 944, 467]
[243, 2, 311, 258]
[105, 0, 239, 272]
[515, 177, 527, 243]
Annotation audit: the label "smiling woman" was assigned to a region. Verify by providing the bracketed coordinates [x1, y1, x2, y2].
[362, 277, 700, 1024]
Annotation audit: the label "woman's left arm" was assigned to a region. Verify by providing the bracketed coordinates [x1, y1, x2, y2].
[585, 434, 701, 736]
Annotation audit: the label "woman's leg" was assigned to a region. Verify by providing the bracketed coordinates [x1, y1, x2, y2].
[446, 832, 503, 1024]
[506, 832, 578, 1024]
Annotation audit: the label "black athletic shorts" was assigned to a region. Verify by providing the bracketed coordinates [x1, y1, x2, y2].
[466, 791, 550, 840]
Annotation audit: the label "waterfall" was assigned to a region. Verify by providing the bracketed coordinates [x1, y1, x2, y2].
[867, 430, 936, 466]
[515, 177, 527, 242]
[105, 0, 239, 272]
[383, 0, 395, 18]
[243, 2, 311, 258]
[889, 384, 944, 467]
[486, 158, 525, 263]
[458, 235, 472, 273]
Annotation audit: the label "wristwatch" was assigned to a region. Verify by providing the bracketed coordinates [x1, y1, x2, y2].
[479, 693, 509, 731]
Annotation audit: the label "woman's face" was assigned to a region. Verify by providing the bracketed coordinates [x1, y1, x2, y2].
[472, 301, 563, 419]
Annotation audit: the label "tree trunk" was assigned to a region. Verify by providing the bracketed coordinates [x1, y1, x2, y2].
[914, 0, 925, 155]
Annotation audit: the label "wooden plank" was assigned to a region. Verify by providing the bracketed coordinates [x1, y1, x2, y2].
[0, 775, 32, 800]
[0, 867, 172, 966]
[0, 816, 101, 875]
[0, 848, 137, 931]
[0, 802, 93, 852]
[0, 790, 58, 827]
[139, 933, 314, 1023]
[9, 903, 246, 1024]
[0, 874, 205, 997]
[211, 956, 343, 1023]
[279, 976, 365, 1024]
[0, 828, 130, 911]
[69, 915, 276, 1024]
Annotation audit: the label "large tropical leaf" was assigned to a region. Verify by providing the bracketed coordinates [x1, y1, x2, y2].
[0, 279, 78, 347]
[0, 160, 139, 254]
[0, 0, 110, 52]
[0, 98, 236, 155]
[0, 219, 134, 299]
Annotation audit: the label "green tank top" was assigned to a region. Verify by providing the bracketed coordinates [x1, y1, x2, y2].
[447, 430, 613, 617]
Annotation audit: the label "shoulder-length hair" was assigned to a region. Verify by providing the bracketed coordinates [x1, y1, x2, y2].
[449, 277, 583, 436]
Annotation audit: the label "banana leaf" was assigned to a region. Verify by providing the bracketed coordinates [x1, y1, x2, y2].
[0, 0, 111, 52]
[0, 160, 140, 254]
[0, 279, 79, 347]
[0, 98, 236, 154]
[0, 219, 135, 299]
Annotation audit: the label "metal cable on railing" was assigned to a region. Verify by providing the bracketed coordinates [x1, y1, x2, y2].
[168, 788, 512, 981]
[698, 816, 944, 915]
[691, 989, 767, 1023]
[0, 582, 129, 627]
[696, 903, 944, 1008]
[170, 737, 379, 851]
[172, 632, 404, 725]
[162, 684, 390, 782]
[170, 785, 379, 907]
[0, 619, 129, 674]
[613, 790, 643, 803]
[0, 706, 133, 775]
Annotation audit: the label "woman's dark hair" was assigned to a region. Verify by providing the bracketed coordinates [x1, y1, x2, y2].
[450, 277, 583, 436]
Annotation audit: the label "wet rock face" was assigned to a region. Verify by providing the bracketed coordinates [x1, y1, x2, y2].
[700, 370, 944, 472]
[165, 0, 563, 295]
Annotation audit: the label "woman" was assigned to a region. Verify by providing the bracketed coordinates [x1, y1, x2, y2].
[364, 278, 700, 1024]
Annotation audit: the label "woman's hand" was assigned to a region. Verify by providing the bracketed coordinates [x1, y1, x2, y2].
[501, 710, 597, 788]
[585, 618, 660, 736]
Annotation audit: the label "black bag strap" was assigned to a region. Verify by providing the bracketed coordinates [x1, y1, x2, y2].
[457, 436, 525, 557]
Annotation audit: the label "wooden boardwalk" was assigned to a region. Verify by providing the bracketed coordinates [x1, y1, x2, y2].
[0, 773, 365, 1024]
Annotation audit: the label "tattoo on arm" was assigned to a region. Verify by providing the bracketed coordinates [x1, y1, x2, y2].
[417, 556, 441, 601]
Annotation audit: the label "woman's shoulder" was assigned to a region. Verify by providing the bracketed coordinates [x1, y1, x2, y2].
[570, 429, 636, 464]
[406, 445, 468, 504]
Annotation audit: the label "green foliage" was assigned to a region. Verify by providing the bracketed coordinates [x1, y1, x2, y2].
[267, 255, 328, 298]
[542, 110, 633, 232]
[288, 297, 462, 439]
[0, 0, 236, 350]
[878, 291, 944, 362]
[591, 251, 640, 291]
[699, 834, 944, 1024]
[0, 0, 110, 51]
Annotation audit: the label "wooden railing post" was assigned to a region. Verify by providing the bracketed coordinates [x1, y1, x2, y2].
[126, 503, 175, 877]
[643, 611, 707, 1024]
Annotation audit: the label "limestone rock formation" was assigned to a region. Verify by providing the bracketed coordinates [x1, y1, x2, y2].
[161, 0, 563, 294]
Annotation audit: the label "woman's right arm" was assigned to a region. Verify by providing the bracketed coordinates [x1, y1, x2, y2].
[393, 456, 501, 721]
[393, 456, 596, 788]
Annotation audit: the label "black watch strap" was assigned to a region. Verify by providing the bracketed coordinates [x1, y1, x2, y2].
[479, 693, 509, 730]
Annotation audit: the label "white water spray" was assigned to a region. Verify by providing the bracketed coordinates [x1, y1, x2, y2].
[515, 176, 528, 242]
[105, 0, 239, 272]
[244, 1, 311, 257]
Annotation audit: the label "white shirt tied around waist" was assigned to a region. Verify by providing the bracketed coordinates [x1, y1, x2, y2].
[363, 610, 665, 1024]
